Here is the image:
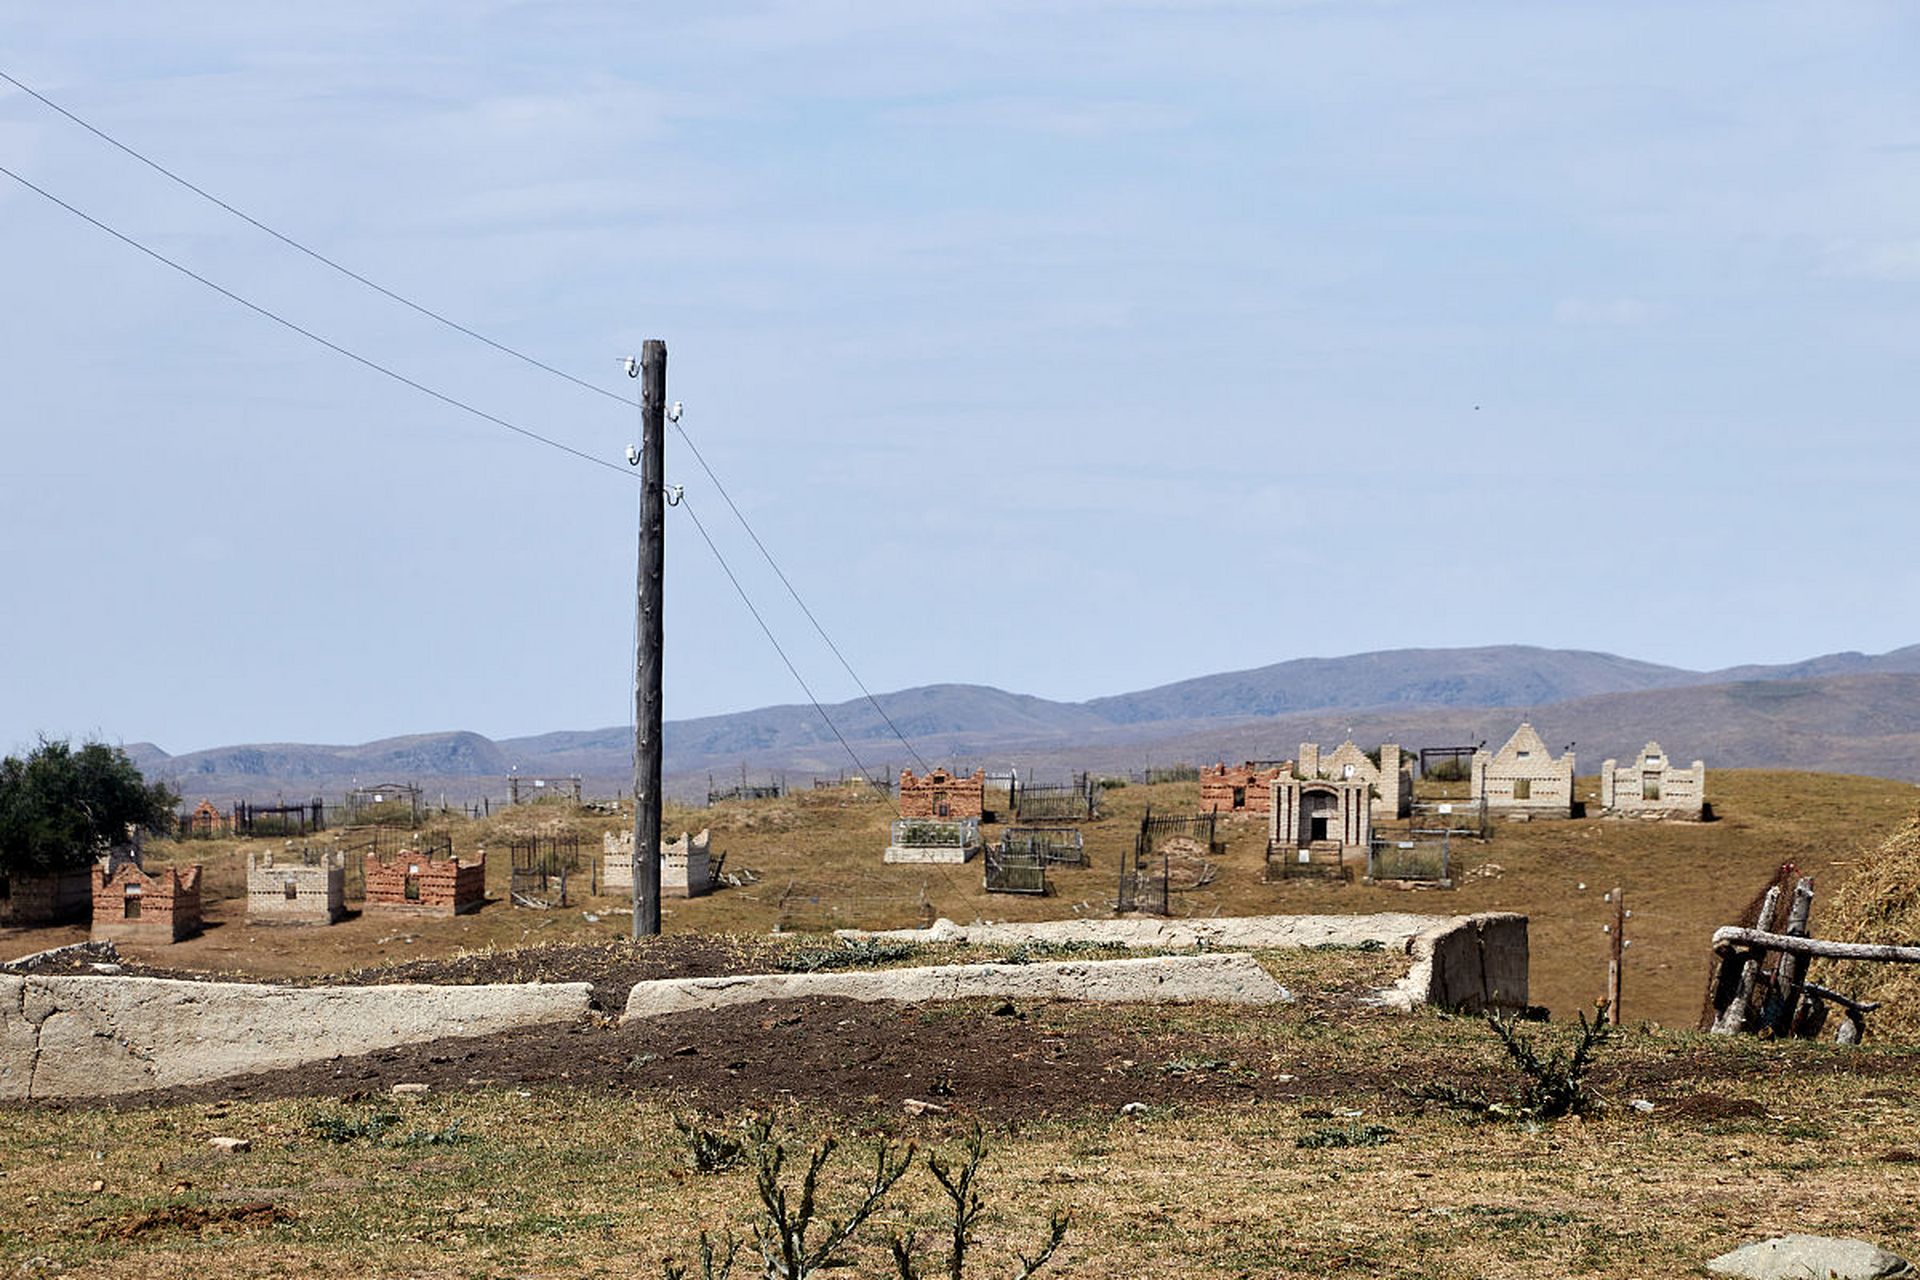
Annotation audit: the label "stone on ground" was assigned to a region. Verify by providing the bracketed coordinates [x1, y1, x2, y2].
[1706, 1235, 1914, 1279]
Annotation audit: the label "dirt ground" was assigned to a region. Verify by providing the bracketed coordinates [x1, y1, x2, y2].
[5, 769, 1917, 1027]
[77, 990, 1920, 1124]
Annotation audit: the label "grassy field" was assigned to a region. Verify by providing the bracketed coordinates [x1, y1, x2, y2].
[2, 989, 1916, 1278]
[5, 770, 1920, 1276]
[6, 769, 1913, 1027]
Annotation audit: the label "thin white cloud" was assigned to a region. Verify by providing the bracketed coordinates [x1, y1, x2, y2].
[1552, 297, 1657, 326]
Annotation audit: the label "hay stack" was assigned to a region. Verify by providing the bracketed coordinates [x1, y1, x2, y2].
[1812, 812, 1920, 1040]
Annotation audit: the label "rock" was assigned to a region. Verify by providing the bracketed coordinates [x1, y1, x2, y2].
[1630, 1099, 1656, 1113]
[902, 1099, 947, 1117]
[390, 1082, 430, 1096]
[1706, 1235, 1915, 1279]
[206, 1137, 251, 1154]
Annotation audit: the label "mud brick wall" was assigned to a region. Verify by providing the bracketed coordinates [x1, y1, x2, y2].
[1199, 764, 1284, 815]
[0, 867, 93, 927]
[92, 863, 203, 944]
[364, 850, 487, 916]
[898, 768, 985, 819]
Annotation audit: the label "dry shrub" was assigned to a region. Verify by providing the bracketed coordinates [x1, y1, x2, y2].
[1811, 811, 1920, 1040]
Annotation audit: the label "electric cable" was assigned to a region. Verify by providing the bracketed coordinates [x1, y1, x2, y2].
[0, 157, 895, 808]
[0, 161, 628, 479]
[677, 494, 899, 814]
[0, 66, 934, 777]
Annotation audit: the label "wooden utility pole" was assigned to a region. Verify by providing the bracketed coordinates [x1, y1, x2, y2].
[1605, 886, 1625, 1026]
[632, 339, 667, 938]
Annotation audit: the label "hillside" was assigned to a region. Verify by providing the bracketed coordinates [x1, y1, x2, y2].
[124, 644, 1920, 801]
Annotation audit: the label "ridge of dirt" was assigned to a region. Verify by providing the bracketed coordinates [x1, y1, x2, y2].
[6, 936, 792, 1013]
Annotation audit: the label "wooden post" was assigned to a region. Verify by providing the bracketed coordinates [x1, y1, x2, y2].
[1606, 886, 1624, 1026]
[1765, 877, 1815, 1036]
[632, 339, 667, 939]
[1711, 883, 1781, 1035]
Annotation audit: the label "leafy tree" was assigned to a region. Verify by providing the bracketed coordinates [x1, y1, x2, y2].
[0, 738, 179, 876]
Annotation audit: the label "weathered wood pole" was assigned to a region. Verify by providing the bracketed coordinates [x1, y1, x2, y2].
[1764, 877, 1816, 1036]
[1710, 928, 1920, 965]
[632, 338, 667, 939]
[1606, 887, 1625, 1026]
[1711, 882, 1782, 1035]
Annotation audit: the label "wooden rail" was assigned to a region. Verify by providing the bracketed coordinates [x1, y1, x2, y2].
[1710, 928, 1920, 965]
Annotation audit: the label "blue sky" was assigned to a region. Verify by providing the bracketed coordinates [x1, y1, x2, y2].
[4, 2, 1918, 753]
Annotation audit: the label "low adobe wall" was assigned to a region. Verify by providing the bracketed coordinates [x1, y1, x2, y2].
[621, 952, 1294, 1022]
[0, 974, 590, 1101]
[840, 912, 1529, 1013]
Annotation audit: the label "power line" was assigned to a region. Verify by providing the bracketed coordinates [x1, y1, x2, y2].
[0, 67, 629, 411]
[0, 161, 629, 480]
[1, 156, 895, 807]
[668, 424, 931, 774]
[2, 65, 934, 777]
[677, 494, 898, 812]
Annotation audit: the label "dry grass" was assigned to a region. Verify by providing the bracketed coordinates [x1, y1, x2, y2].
[5, 770, 1916, 1028]
[2, 1007, 1916, 1278]
[1813, 812, 1920, 1038]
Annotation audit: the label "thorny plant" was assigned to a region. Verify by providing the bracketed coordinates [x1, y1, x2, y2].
[748, 1116, 916, 1279]
[888, 1127, 1069, 1280]
[1417, 1004, 1614, 1120]
[674, 1112, 748, 1173]
[660, 1120, 1069, 1280]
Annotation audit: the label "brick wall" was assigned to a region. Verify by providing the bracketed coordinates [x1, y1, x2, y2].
[0, 867, 94, 927]
[364, 849, 487, 916]
[1199, 763, 1285, 815]
[603, 829, 712, 897]
[1268, 778, 1372, 853]
[92, 862, 203, 944]
[1600, 742, 1705, 818]
[1298, 741, 1413, 820]
[899, 768, 986, 819]
[246, 850, 346, 924]
[1470, 723, 1576, 816]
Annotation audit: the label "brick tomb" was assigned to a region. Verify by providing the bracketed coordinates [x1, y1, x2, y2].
[92, 859, 203, 944]
[364, 845, 486, 916]
[898, 768, 985, 820]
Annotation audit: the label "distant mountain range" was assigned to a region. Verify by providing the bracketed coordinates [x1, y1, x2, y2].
[124, 643, 1920, 802]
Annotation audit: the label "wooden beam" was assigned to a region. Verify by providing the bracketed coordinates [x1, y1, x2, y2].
[1712, 927, 1920, 964]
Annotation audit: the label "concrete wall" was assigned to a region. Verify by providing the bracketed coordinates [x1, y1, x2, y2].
[844, 912, 1530, 1013]
[1600, 742, 1706, 818]
[0, 973, 590, 1100]
[622, 953, 1295, 1021]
